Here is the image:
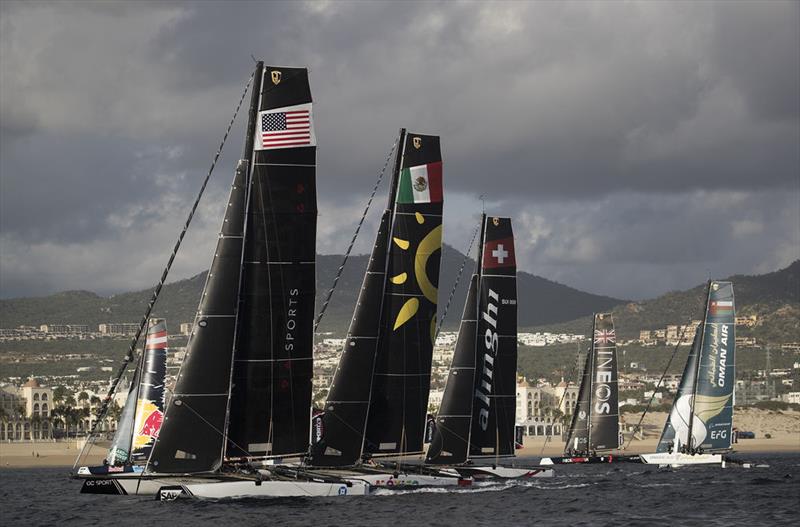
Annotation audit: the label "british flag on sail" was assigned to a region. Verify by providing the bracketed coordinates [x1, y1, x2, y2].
[255, 102, 316, 150]
[594, 329, 616, 345]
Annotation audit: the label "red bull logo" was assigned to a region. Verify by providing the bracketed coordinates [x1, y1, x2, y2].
[133, 400, 163, 449]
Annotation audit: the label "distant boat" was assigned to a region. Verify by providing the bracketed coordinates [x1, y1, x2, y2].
[77, 61, 368, 499]
[425, 214, 552, 480]
[639, 281, 736, 467]
[76, 319, 167, 477]
[539, 313, 632, 465]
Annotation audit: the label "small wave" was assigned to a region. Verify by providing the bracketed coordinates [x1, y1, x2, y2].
[527, 482, 592, 490]
[371, 484, 510, 496]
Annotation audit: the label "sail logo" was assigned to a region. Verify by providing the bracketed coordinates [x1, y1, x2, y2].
[594, 349, 614, 414]
[476, 289, 500, 431]
[133, 400, 163, 449]
[706, 324, 730, 388]
[284, 288, 300, 352]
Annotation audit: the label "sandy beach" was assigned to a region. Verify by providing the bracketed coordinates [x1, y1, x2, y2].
[1, 409, 797, 468]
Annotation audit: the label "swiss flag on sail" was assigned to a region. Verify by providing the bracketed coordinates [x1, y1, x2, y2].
[482, 237, 516, 269]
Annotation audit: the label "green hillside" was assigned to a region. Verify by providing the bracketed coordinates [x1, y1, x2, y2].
[532, 261, 800, 344]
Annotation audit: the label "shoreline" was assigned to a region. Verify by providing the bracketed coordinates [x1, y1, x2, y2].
[1, 435, 797, 469]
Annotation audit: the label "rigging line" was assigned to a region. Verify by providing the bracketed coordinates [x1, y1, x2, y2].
[623, 300, 702, 451]
[75, 68, 256, 470]
[539, 340, 583, 457]
[434, 224, 480, 342]
[313, 134, 400, 332]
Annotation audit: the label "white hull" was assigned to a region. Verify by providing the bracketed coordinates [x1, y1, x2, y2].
[78, 468, 369, 498]
[639, 452, 724, 467]
[167, 479, 369, 500]
[344, 471, 463, 487]
[332, 465, 553, 488]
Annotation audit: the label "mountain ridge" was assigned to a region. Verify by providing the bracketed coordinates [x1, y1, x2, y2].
[0, 244, 624, 332]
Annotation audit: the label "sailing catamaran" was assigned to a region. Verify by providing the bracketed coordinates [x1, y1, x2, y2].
[425, 215, 552, 480]
[308, 129, 452, 486]
[640, 281, 736, 467]
[540, 313, 626, 465]
[77, 62, 368, 498]
[77, 319, 168, 478]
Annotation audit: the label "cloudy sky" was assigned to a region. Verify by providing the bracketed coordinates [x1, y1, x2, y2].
[1, 0, 798, 300]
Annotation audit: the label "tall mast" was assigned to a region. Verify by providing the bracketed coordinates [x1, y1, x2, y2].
[586, 314, 596, 449]
[386, 128, 407, 209]
[220, 60, 264, 457]
[686, 281, 711, 452]
[359, 128, 407, 460]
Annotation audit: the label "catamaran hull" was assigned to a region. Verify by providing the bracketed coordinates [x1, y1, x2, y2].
[343, 472, 467, 488]
[639, 452, 724, 466]
[161, 480, 370, 500]
[539, 455, 641, 465]
[338, 466, 553, 488]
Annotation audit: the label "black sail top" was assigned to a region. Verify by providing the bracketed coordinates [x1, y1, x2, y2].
[468, 216, 517, 459]
[226, 66, 316, 459]
[363, 133, 444, 458]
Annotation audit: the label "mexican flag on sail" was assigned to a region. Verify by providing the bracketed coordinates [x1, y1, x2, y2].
[397, 161, 443, 204]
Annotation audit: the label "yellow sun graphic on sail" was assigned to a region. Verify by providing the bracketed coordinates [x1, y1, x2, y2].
[390, 211, 442, 341]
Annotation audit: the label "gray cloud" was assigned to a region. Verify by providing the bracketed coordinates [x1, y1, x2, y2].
[1, 0, 798, 300]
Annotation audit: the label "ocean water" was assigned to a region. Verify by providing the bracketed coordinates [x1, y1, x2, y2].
[1, 453, 798, 526]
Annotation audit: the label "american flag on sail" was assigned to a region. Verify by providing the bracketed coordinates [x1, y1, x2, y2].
[594, 329, 616, 345]
[255, 103, 316, 150]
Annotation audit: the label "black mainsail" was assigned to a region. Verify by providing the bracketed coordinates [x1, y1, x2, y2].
[310, 131, 444, 466]
[225, 66, 316, 459]
[467, 216, 517, 460]
[148, 63, 317, 473]
[656, 281, 735, 453]
[564, 313, 619, 453]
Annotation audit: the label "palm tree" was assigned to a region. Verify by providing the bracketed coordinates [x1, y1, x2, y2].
[53, 385, 67, 404]
[77, 391, 89, 407]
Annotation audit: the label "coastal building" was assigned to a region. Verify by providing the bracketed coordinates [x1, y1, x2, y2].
[735, 315, 758, 327]
[39, 324, 89, 335]
[20, 378, 53, 419]
[98, 323, 140, 335]
[515, 380, 568, 437]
